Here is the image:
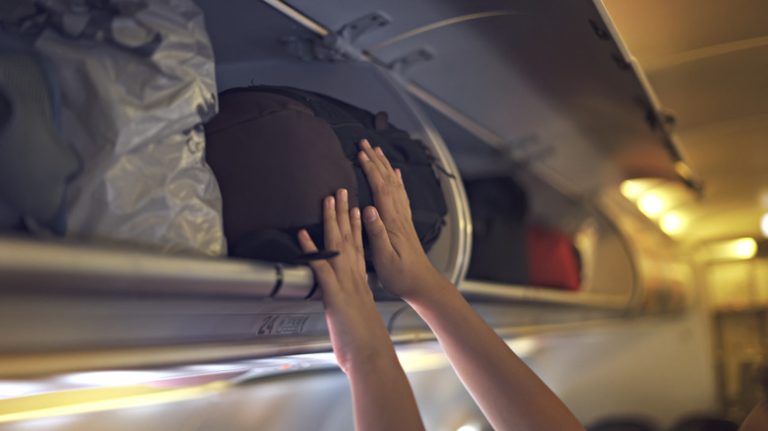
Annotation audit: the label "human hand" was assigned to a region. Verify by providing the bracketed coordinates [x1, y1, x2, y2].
[298, 188, 397, 373]
[357, 139, 448, 303]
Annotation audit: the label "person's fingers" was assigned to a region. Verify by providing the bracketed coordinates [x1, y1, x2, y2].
[298, 228, 320, 253]
[374, 146, 395, 174]
[359, 150, 387, 196]
[360, 150, 399, 217]
[359, 139, 389, 177]
[323, 195, 340, 250]
[350, 207, 365, 274]
[363, 206, 395, 260]
[393, 168, 412, 211]
[298, 229, 337, 289]
[336, 188, 350, 238]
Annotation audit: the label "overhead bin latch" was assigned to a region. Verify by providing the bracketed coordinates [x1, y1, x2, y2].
[387, 48, 435, 73]
[283, 12, 390, 62]
[337, 12, 391, 44]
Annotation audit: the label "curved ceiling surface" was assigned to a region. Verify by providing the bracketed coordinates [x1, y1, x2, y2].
[600, 0, 768, 243]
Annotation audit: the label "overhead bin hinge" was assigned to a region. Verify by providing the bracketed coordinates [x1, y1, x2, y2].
[386, 48, 435, 73]
[283, 11, 391, 62]
[588, 19, 611, 41]
[611, 52, 632, 71]
[338, 12, 391, 44]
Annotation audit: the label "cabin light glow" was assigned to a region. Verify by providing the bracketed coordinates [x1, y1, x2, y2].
[0, 382, 51, 399]
[506, 337, 539, 358]
[638, 193, 665, 218]
[457, 423, 481, 431]
[620, 180, 647, 200]
[660, 212, 686, 236]
[58, 371, 171, 387]
[703, 237, 758, 261]
[732, 238, 758, 259]
[761, 213, 768, 238]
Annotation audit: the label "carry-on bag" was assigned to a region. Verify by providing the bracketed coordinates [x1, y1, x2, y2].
[205, 85, 448, 265]
[465, 176, 529, 285]
[527, 225, 582, 291]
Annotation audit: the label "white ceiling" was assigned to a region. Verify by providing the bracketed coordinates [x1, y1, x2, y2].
[601, 0, 768, 243]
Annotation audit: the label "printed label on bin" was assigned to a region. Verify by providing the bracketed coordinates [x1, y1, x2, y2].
[255, 314, 311, 335]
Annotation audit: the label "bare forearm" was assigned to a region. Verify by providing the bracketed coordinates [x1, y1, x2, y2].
[408, 278, 584, 431]
[347, 353, 425, 431]
[741, 401, 768, 431]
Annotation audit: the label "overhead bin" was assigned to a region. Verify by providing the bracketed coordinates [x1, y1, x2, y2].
[0, 0, 472, 376]
[0, 0, 694, 377]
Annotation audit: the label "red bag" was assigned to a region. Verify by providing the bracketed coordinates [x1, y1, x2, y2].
[527, 225, 581, 291]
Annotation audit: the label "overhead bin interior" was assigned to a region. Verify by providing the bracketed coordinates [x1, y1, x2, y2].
[0, 0, 700, 378]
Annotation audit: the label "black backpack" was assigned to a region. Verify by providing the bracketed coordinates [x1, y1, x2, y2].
[465, 176, 529, 285]
[205, 85, 448, 266]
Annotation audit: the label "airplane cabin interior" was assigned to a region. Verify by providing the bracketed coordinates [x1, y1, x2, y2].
[0, 0, 767, 430]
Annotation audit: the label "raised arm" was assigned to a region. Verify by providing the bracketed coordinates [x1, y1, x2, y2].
[298, 189, 424, 431]
[357, 139, 584, 431]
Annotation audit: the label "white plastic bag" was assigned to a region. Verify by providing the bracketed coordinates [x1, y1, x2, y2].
[26, 0, 226, 255]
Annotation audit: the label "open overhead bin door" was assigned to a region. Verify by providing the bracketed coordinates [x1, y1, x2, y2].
[0, 0, 693, 377]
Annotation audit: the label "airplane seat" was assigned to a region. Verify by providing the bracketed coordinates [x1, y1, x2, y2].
[587, 416, 660, 431]
[668, 416, 739, 431]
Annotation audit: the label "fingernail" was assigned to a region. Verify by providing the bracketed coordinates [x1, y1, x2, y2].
[298, 229, 309, 239]
[338, 188, 347, 201]
[375, 147, 384, 156]
[359, 151, 369, 162]
[364, 206, 378, 222]
[360, 139, 371, 149]
[327, 196, 335, 208]
[352, 207, 361, 219]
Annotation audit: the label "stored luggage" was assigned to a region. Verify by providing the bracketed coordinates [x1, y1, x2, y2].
[205, 85, 448, 265]
[465, 176, 529, 285]
[1, 0, 226, 255]
[527, 225, 582, 291]
[0, 34, 79, 232]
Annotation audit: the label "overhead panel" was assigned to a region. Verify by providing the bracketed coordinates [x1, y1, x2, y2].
[647, 45, 768, 131]
[286, 0, 679, 193]
[198, 0, 316, 63]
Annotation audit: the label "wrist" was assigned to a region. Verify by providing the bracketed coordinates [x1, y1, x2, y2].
[402, 271, 456, 308]
[346, 346, 401, 375]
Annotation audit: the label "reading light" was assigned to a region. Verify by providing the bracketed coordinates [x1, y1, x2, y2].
[660, 212, 685, 236]
[638, 193, 664, 218]
[761, 213, 768, 238]
[620, 180, 646, 200]
[734, 238, 758, 259]
[702, 237, 758, 261]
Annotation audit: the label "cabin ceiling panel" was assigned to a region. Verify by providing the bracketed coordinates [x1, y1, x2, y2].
[599, 0, 768, 60]
[602, 0, 768, 243]
[646, 45, 768, 131]
[196, 0, 315, 63]
[678, 119, 768, 182]
[365, 4, 673, 188]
